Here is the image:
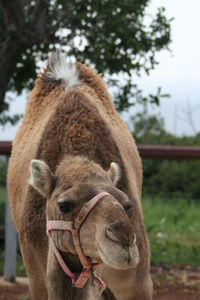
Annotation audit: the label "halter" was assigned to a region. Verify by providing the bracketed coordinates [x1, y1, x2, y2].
[46, 191, 109, 289]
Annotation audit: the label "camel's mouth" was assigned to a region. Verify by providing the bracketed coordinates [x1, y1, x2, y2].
[96, 241, 139, 270]
[51, 230, 77, 254]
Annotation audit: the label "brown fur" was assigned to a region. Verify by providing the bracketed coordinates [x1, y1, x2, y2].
[8, 57, 152, 300]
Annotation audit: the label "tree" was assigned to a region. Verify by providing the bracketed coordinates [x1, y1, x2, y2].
[0, 0, 172, 125]
[131, 105, 200, 200]
[130, 101, 166, 140]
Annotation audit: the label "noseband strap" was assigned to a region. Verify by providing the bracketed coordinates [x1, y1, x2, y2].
[47, 191, 109, 289]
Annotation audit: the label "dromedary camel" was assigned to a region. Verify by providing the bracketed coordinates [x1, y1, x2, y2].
[8, 51, 152, 300]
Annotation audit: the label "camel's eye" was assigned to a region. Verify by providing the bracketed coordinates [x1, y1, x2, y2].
[58, 201, 75, 214]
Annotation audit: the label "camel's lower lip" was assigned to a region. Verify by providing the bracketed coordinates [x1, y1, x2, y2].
[97, 243, 135, 270]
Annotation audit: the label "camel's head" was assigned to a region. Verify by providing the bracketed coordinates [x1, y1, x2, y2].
[29, 156, 139, 270]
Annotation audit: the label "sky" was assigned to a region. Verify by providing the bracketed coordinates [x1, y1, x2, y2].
[1, 0, 200, 140]
[131, 0, 200, 136]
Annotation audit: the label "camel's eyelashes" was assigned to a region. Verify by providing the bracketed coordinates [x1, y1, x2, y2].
[58, 201, 75, 214]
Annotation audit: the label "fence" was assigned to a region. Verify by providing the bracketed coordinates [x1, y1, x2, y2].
[1, 141, 200, 281]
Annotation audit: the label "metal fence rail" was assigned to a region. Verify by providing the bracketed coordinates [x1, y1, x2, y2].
[137, 144, 200, 160]
[2, 141, 200, 159]
[1, 140, 200, 282]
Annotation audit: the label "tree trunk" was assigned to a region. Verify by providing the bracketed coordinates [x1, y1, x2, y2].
[0, 37, 22, 113]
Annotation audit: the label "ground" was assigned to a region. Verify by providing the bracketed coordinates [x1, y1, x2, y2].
[0, 277, 28, 300]
[0, 266, 200, 300]
[152, 265, 200, 300]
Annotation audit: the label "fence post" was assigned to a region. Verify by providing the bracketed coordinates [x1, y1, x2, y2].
[4, 156, 17, 282]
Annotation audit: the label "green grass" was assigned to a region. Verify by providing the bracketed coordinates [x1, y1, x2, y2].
[142, 196, 200, 266]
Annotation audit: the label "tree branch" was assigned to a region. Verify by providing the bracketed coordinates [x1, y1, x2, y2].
[0, 37, 22, 113]
[33, 0, 49, 36]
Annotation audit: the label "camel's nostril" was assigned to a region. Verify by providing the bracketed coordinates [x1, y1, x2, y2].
[107, 220, 121, 233]
[106, 220, 135, 246]
[105, 226, 121, 243]
[105, 220, 130, 244]
[107, 220, 122, 232]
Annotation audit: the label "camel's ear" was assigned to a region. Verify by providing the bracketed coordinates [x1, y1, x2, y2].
[29, 160, 54, 198]
[107, 162, 121, 186]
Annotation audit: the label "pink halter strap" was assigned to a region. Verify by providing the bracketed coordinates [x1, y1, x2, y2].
[46, 191, 109, 289]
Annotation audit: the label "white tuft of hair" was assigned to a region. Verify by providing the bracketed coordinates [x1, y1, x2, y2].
[46, 50, 79, 90]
